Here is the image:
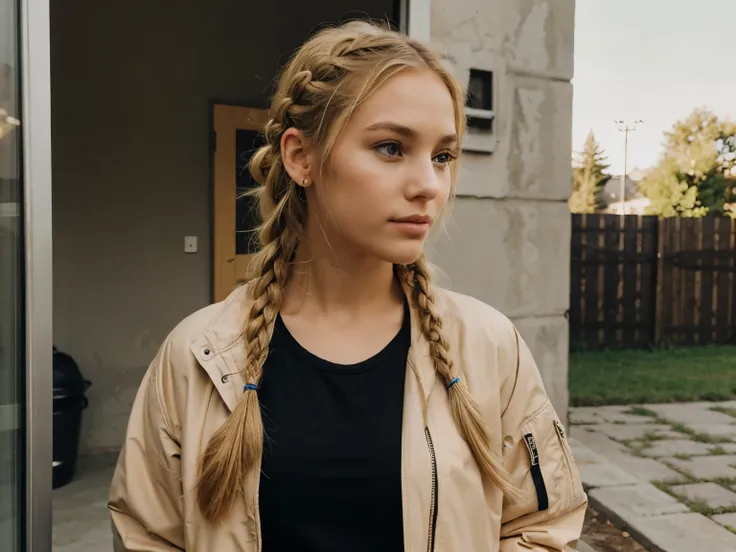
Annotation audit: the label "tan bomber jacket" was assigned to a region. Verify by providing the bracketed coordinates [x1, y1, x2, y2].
[108, 282, 587, 551]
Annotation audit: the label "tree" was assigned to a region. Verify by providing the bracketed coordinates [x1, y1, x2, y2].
[639, 108, 736, 217]
[569, 131, 610, 214]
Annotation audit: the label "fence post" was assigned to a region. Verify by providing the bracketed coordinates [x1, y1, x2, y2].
[654, 217, 665, 346]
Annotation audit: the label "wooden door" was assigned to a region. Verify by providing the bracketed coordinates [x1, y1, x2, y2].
[212, 104, 269, 303]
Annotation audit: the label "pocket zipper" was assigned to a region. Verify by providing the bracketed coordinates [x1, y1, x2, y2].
[425, 427, 438, 552]
[554, 420, 579, 504]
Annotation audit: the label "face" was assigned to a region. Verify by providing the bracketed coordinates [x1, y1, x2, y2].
[291, 67, 458, 266]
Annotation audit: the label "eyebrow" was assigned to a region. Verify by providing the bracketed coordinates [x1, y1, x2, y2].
[365, 121, 458, 147]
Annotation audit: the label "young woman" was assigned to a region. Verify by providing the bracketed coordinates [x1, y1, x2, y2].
[108, 20, 587, 552]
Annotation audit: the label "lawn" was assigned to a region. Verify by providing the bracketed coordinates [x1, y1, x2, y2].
[569, 345, 736, 406]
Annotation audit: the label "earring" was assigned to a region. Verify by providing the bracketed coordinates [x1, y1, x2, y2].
[302, 178, 310, 187]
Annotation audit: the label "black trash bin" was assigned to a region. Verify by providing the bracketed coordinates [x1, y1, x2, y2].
[52, 346, 90, 489]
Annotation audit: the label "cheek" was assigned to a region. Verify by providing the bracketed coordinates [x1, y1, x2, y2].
[437, 171, 454, 205]
[322, 153, 392, 216]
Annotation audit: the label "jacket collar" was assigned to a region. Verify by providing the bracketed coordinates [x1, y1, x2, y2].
[190, 280, 438, 413]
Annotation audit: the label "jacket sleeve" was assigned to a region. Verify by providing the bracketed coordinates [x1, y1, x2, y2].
[498, 327, 587, 551]
[107, 344, 185, 551]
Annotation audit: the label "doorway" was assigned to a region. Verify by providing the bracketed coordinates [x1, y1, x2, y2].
[211, 104, 269, 302]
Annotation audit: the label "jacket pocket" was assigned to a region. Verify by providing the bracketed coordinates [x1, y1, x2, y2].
[519, 399, 583, 513]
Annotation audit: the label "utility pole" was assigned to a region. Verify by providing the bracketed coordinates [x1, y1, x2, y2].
[614, 119, 643, 219]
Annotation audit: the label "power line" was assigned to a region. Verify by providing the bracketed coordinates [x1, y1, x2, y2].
[614, 119, 643, 218]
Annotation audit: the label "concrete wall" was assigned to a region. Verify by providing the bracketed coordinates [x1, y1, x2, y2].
[51, 0, 397, 454]
[427, 0, 575, 417]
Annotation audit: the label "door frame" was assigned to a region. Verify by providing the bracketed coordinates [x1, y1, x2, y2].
[19, 0, 54, 549]
[210, 102, 269, 303]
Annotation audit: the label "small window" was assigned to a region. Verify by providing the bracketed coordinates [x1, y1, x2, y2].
[465, 69, 494, 133]
[462, 69, 496, 153]
[467, 69, 493, 111]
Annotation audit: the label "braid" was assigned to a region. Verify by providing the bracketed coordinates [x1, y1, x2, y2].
[404, 256, 520, 500]
[198, 54, 305, 519]
[197, 197, 293, 522]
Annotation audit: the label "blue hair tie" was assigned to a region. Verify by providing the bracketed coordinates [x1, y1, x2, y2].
[447, 377, 461, 389]
[243, 383, 259, 392]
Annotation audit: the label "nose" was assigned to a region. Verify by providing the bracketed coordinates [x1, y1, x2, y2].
[405, 157, 443, 201]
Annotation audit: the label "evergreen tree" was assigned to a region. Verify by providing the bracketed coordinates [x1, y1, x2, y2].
[569, 131, 610, 214]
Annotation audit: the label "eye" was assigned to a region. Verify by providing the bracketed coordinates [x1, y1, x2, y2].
[375, 141, 403, 158]
[433, 151, 457, 165]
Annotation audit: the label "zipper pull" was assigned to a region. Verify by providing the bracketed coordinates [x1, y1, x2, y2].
[554, 420, 566, 440]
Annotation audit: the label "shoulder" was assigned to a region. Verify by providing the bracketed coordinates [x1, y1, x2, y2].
[146, 287, 250, 421]
[430, 286, 519, 394]
[432, 286, 517, 348]
[163, 285, 249, 359]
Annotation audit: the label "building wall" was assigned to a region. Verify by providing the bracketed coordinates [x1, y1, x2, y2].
[50, 0, 397, 454]
[427, 0, 575, 418]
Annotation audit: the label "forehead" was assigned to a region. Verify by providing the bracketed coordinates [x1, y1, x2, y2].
[347, 68, 457, 137]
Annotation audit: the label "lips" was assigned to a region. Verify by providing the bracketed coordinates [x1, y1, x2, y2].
[391, 214, 433, 224]
[389, 215, 433, 238]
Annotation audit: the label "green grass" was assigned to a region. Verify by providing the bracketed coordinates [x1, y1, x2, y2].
[570, 345, 736, 406]
[711, 406, 736, 418]
[626, 406, 659, 418]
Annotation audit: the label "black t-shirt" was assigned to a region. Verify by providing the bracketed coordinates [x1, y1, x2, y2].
[258, 303, 410, 552]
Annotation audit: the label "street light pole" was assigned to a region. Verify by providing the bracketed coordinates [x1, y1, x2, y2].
[614, 119, 643, 219]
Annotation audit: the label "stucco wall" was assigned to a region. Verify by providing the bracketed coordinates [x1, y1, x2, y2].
[427, 0, 575, 418]
[50, 0, 397, 454]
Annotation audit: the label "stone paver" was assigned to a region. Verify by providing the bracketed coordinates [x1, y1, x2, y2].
[570, 426, 629, 453]
[685, 423, 736, 439]
[589, 484, 689, 517]
[608, 454, 689, 485]
[646, 403, 736, 426]
[569, 438, 638, 488]
[664, 454, 736, 480]
[569, 408, 605, 425]
[570, 428, 689, 483]
[593, 423, 680, 442]
[639, 439, 713, 458]
[594, 408, 655, 424]
[671, 482, 736, 508]
[621, 512, 736, 552]
[712, 512, 736, 530]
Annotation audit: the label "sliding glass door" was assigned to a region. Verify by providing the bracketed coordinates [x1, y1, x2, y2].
[1, 0, 53, 549]
[0, 0, 27, 548]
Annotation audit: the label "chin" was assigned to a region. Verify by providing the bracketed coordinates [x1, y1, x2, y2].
[375, 241, 426, 266]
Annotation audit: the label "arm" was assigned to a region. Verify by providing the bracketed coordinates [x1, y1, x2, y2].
[108, 344, 185, 551]
[498, 328, 587, 551]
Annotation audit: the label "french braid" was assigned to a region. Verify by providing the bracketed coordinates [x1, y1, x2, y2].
[400, 256, 519, 499]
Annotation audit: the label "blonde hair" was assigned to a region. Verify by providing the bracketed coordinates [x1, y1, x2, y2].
[197, 19, 517, 522]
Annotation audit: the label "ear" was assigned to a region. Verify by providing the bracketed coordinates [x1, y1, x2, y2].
[281, 128, 315, 188]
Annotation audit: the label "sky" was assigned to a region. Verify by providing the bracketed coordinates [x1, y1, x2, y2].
[572, 0, 736, 175]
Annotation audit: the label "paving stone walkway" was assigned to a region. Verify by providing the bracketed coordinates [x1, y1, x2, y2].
[571, 401, 736, 552]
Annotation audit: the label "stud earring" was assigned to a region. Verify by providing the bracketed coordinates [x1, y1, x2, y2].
[302, 178, 310, 187]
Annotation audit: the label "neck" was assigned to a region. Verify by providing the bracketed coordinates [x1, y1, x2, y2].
[282, 243, 403, 316]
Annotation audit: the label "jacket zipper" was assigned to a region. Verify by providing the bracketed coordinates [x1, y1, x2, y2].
[255, 468, 262, 551]
[425, 427, 438, 552]
[554, 420, 581, 504]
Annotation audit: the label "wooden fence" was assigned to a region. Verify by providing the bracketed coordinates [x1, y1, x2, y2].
[569, 214, 736, 349]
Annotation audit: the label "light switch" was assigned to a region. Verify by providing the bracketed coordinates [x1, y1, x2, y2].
[184, 236, 198, 253]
